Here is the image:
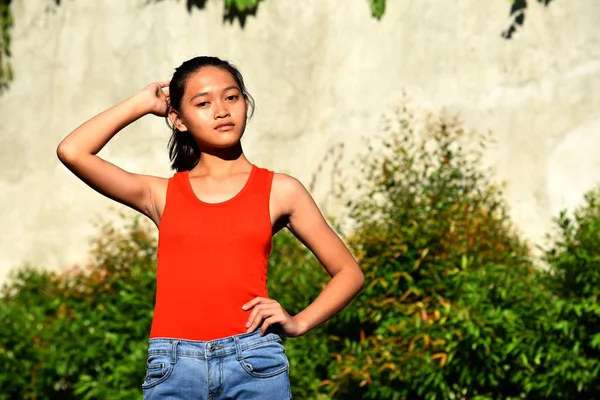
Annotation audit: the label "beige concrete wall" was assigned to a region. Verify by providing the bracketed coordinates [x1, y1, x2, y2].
[0, 0, 599, 282]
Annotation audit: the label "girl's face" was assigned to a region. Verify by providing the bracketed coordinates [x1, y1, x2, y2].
[172, 66, 248, 149]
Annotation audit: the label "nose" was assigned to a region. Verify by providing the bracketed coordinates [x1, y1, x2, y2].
[213, 101, 230, 119]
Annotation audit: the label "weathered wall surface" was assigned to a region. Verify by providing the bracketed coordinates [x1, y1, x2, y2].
[0, 0, 599, 281]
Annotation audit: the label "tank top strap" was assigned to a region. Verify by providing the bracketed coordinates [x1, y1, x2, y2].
[248, 166, 274, 203]
[166, 171, 188, 199]
[164, 171, 181, 198]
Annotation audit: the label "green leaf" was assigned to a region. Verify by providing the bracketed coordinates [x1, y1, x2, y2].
[369, 0, 386, 19]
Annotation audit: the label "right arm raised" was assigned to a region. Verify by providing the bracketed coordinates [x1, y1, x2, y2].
[56, 82, 170, 224]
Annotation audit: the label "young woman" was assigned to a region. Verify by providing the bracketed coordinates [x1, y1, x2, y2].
[57, 56, 364, 399]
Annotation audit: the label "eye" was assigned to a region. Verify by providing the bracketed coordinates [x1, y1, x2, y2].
[226, 95, 239, 102]
[196, 101, 209, 107]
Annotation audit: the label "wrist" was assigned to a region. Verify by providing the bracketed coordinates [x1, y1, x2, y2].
[292, 315, 311, 337]
[126, 92, 155, 118]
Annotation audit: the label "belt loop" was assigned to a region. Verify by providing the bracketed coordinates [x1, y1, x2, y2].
[234, 335, 243, 361]
[171, 340, 180, 365]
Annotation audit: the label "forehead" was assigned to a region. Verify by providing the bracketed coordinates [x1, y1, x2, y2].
[184, 66, 239, 95]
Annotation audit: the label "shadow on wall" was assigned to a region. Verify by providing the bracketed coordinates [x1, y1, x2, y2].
[147, 0, 263, 28]
[502, 0, 555, 39]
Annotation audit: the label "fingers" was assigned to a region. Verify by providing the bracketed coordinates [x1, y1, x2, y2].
[245, 303, 280, 333]
[260, 316, 282, 336]
[159, 82, 170, 106]
[242, 296, 271, 311]
[151, 81, 170, 98]
[246, 302, 278, 325]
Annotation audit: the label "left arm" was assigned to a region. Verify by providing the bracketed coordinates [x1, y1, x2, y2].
[243, 174, 365, 337]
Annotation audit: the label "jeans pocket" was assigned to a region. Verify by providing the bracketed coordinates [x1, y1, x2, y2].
[238, 340, 289, 378]
[142, 353, 175, 390]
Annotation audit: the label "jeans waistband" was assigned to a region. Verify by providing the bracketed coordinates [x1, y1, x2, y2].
[147, 330, 282, 360]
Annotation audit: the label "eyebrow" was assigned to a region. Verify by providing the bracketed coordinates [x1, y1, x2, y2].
[189, 85, 240, 102]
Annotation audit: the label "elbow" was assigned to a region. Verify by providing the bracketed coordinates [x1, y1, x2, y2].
[56, 142, 77, 166]
[355, 267, 365, 293]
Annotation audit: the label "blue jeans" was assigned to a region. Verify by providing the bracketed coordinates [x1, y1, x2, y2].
[141, 330, 292, 399]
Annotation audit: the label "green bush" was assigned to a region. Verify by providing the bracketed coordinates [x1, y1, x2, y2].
[52, 219, 157, 399]
[541, 190, 600, 398]
[325, 105, 596, 399]
[325, 106, 527, 398]
[0, 218, 158, 399]
[0, 267, 63, 399]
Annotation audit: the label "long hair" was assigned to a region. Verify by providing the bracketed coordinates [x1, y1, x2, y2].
[167, 56, 255, 172]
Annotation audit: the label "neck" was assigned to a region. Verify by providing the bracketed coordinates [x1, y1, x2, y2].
[192, 143, 252, 176]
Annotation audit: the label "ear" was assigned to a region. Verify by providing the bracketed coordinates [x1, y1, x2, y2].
[168, 108, 188, 132]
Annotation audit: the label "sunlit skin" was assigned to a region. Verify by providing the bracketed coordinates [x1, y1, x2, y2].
[56, 66, 365, 338]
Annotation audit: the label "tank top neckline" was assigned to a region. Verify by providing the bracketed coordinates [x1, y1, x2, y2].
[181, 164, 258, 207]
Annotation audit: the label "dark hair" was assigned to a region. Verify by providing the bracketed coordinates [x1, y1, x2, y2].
[167, 56, 255, 172]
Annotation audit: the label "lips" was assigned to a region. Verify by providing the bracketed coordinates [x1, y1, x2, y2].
[214, 122, 235, 131]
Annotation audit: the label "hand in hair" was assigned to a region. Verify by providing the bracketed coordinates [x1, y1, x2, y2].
[138, 81, 171, 117]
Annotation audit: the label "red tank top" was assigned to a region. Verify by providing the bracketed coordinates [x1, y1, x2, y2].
[150, 164, 274, 341]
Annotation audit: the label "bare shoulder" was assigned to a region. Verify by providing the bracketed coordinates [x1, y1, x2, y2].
[270, 172, 317, 216]
[271, 172, 313, 204]
[272, 172, 306, 195]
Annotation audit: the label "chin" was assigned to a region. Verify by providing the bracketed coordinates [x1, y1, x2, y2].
[195, 129, 244, 149]
[212, 135, 243, 148]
